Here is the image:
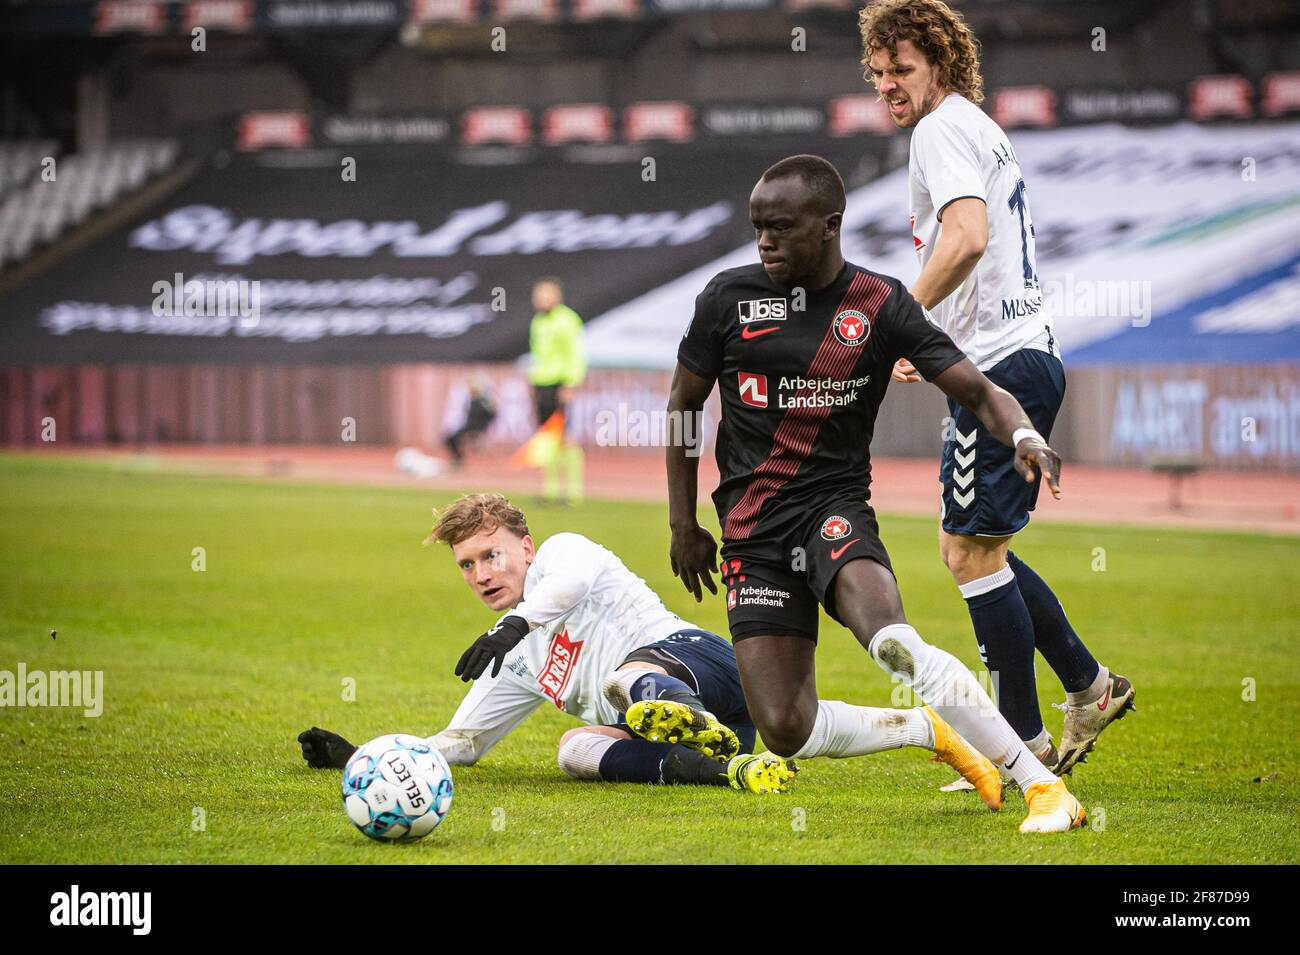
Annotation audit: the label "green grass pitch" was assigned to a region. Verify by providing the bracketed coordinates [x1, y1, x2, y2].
[1, 454, 1297, 864]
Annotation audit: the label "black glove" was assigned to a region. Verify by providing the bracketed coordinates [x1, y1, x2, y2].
[455, 615, 529, 682]
[297, 726, 357, 769]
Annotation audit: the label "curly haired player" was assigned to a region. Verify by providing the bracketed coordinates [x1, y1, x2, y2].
[860, 0, 1134, 779]
[299, 493, 997, 797]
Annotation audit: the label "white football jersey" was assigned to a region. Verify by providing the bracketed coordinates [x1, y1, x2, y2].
[430, 532, 692, 764]
[908, 93, 1055, 370]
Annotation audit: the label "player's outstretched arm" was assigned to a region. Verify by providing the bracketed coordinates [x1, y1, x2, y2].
[430, 666, 546, 765]
[666, 362, 719, 602]
[932, 357, 1062, 498]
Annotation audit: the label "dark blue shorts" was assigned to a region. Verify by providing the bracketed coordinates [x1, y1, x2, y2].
[618, 628, 756, 753]
[940, 348, 1065, 537]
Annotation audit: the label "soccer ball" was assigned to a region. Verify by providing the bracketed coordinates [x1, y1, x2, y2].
[341, 734, 454, 841]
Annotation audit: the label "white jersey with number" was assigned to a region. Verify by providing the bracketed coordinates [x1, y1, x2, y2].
[908, 93, 1055, 371]
[429, 533, 692, 765]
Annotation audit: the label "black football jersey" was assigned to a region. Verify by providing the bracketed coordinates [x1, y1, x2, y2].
[677, 261, 965, 542]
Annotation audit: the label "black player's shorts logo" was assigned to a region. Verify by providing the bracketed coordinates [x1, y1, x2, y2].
[820, 515, 852, 540]
[833, 309, 870, 347]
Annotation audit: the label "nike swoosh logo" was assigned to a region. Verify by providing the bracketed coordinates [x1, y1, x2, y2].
[741, 326, 779, 339]
[830, 538, 860, 560]
[1004, 752, 1021, 771]
[1097, 683, 1112, 711]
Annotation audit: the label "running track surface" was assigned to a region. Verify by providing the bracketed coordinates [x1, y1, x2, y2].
[8, 445, 1298, 537]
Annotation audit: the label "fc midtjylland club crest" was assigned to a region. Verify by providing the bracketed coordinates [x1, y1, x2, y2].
[820, 516, 852, 540]
[833, 309, 869, 346]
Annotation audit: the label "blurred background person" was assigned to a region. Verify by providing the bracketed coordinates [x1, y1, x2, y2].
[528, 278, 586, 506]
[444, 377, 498, 471]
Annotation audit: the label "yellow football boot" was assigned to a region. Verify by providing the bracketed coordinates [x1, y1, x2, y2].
[625, 699, 741, 761]
[1019, 778, 1086, 833]
[726, 752, 798, 794]
[924, 706, 1003, 811]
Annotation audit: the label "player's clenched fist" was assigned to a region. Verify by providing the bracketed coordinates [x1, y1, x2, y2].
[669, 523, 719, 602]
[455, 614, 529, 682]
[891, 358, 921, 383]
[1013, 433, 1062, 499]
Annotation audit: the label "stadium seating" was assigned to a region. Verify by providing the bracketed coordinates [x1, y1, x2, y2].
[0, 140, 57, 198]
[0, 139, 179, 270]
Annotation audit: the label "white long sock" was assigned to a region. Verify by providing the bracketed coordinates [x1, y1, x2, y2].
[792, 700, 934, 759]
[867, 623, 1055, 791]
[556, 731, 617, 780]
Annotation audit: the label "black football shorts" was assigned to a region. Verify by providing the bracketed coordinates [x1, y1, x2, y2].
[720, 496, 893, 643]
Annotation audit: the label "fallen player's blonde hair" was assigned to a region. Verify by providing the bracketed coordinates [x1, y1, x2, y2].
[426, 492, 530, 547]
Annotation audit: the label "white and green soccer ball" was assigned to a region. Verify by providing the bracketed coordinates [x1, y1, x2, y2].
[342, 734, 454, 841]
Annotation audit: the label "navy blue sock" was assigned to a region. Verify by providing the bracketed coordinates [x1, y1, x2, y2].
[596, 739, 676, 783]
[601, 741, 728, 786]
[629, 671, 703, 709]
[962, 569, 1044, 741]
[1007, 551, 1100, 693]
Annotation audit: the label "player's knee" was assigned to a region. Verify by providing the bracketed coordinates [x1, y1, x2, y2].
[601, 665, 663, 712]
[556, 730, 615, 780]
[938, 533, 956, 569]
[601, 669, 632, 711]
[559, 726, 589, 747]
[940, 540, 975, 578]
[941, 535, 1006, 583]
[753, 707, 815, 759]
